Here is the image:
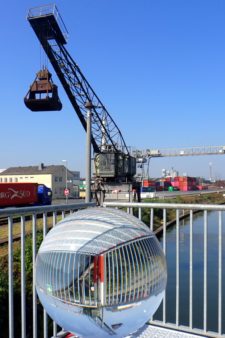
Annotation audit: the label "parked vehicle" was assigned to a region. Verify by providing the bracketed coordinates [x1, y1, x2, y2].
[168, 186, 180, 191]
[141, 186, 156, 199]
[0, 183, 52, 207]
[79, 189, 86, 199]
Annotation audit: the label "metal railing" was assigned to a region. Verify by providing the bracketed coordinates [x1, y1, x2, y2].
[0, 202, 95, 338]
[1, 201, 224, 337]
[27, 4, 69, 42]
[104, 201, 225, 338]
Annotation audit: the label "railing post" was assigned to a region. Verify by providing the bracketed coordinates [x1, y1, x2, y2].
[176, 209, 180, 326]
[189, 210, 193, 329]
[162, 208, 167, 324]
[138, 207, 142, 220]
[218, 211, 222, 335]
[8, 216, 14, 338]
[32, 214, 37, 338]
[150, 208, 154, 231]
[21, 216, 26, 338]
[43, 213, 48, 338]
[203, 210, 208, 332]
[52, 211, 58, 337]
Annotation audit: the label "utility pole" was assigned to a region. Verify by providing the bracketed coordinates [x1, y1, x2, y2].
[85, 101, 93, 203]
[209, 162, 213, 182]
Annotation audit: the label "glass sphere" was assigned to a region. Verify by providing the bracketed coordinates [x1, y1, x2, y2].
[36, 207, 167, 337]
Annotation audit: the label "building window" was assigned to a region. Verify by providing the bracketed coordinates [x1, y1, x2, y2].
[4, 178, 7, 182]
[59, 177, 62, 182]
[9, 178, 12, 182]
[55, 177, 58, 182]
[14, 178, 18, 182]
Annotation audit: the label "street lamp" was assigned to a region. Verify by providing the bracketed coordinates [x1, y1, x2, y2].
[62, 160, 68, 204]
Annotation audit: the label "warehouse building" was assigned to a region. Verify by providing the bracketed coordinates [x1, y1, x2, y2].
[0, 163, 80, 199]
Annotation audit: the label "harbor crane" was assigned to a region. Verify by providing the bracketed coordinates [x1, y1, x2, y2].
[25, 4, 136, 188]
[25, 4, 225, 195]
[134, 145, 225, 180]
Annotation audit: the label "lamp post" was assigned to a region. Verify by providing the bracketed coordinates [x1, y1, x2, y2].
[62, 160, 68, 204]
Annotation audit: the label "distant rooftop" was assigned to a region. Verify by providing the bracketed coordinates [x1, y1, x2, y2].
[0, 164, 72, 176]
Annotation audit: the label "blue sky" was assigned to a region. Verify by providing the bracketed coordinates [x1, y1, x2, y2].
[1, 0, 225, 179]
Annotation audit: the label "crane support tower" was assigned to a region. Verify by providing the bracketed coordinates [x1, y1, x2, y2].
[26, 4, 136, 183]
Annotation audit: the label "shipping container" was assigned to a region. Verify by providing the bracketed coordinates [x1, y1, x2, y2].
[143, 180, 155, 187]
[197, 185, 208, 190]
[155, 181, 171, 191]
[0, 183, 52, 207]
[0, 183, 38, 207]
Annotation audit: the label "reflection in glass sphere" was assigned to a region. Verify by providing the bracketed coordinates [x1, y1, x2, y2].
[36, 207, 167, 338]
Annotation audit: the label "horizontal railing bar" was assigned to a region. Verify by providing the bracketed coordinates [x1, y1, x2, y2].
[0, 202, 95, 216]
[104, 201, 225, 211]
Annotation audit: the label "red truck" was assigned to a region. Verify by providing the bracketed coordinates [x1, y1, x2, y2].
[0, 183, 52, 207]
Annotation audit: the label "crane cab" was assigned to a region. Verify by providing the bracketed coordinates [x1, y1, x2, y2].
[24, 68, 62, 111]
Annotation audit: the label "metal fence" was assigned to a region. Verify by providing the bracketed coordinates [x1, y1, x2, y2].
[0, 202, 95, 338]
[1, 201, 224, 337]
[104, 201, 225, 338]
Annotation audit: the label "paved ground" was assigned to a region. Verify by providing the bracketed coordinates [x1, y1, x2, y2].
[132, 325, 207, 338]
[52, 198, 85, 205]
[56, 325, 207, 338]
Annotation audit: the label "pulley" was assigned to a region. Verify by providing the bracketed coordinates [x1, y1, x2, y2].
[24, 68, 62, 111]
